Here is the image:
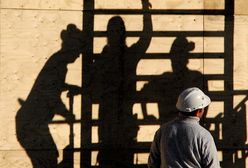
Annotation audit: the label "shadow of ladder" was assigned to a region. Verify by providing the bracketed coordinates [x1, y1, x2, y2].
[79, 0, 248, 168]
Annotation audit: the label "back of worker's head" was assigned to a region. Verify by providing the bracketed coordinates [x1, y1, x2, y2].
[107, 16, 126, 46]
[176, 87, 211, 116]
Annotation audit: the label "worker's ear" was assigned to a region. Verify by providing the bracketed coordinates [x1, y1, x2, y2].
[196, 109, 204, 118]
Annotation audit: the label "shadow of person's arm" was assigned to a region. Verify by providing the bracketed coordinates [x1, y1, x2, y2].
[52, 100, 75, 123]
[132, 0, 152, 53]
[65, 83, 82, 97]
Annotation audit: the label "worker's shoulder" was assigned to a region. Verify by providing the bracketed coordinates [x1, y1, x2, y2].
[179, 119, 211, 135]
[159, 118, 212, 136]
[191, 123, 213, 140]
[160, 118, 176, 128]
[157, 118, 179, 134]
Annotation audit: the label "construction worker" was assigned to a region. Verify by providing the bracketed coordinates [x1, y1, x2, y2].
[148, 87, 220, 168]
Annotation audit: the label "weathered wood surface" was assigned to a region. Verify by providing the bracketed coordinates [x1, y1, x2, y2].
[1, 0, 248, 167]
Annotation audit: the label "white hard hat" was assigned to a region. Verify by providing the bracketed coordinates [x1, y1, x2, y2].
[176, 87, 211, 112]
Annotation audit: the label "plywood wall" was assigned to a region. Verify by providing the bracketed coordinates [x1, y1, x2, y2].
[0, 0, 248, 167]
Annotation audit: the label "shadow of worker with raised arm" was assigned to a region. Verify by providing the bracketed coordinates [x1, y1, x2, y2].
[142, 35, 208, 125]
[90, 0, 152, 167]
[16, 24, 84, 168]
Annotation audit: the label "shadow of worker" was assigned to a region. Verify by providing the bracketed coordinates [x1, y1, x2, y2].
[141, 35, 208, 124]
[90, 0, 152, 167]
[15, 24, 84, 168]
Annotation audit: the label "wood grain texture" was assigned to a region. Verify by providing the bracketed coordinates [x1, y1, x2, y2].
[0, 0, 248, 167]
[1, 0, 83, 10]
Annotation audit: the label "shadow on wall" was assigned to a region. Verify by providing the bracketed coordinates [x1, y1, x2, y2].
[140, 35, 208, 125]
[15, 24, 84, 168]
[14, 1, 248, 167]
[90, 0, 152, 167]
